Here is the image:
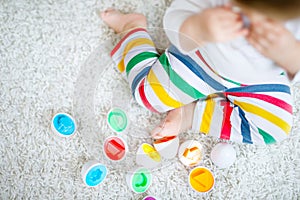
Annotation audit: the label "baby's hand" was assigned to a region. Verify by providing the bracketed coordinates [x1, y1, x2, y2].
[247, 20, 300, 77]
[179, 6, 248, 51]
[196, 6, 248, 43]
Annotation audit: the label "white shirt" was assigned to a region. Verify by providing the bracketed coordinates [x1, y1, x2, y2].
[163, 0, 300, 84]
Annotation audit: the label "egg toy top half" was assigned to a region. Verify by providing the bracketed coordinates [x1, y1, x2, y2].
[153, 136, 179, 159]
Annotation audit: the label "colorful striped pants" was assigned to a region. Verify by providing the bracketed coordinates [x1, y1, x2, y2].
[110, 28, 293, 145]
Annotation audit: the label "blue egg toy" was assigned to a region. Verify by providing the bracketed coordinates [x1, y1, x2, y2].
[81, 160, 108, 187]
[51, 113, 77, 137]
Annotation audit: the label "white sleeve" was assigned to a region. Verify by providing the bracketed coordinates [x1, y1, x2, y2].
[163, 0, 226, 52]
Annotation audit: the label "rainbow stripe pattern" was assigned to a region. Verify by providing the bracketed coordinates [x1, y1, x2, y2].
[110, 28, 293, 145]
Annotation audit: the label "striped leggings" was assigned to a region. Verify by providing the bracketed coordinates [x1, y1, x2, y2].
[110, 28, 293, 145]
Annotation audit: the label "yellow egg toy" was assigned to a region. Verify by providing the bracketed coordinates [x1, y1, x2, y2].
[136, 143, 161, 169]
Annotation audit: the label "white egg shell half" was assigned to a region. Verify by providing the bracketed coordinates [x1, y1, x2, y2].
[210, 142, 236, 169]
[153, 136, 179, 159]
[136, 143, 161, 169]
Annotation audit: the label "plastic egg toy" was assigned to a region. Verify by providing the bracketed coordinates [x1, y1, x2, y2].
[103, 136, 128, 161]
[143, 196, 159, 200]
[136, 143, 161, 169]
[51, 113, 77, 137]
[107, 108, 128, 133]
[189, 166, 215, 193]
[153, 136, 179, 159]
[210, 143, 236, 169]
[178, 140, 203, 167]
[81, 160, 108, 187]
[126, 167, 152, 193]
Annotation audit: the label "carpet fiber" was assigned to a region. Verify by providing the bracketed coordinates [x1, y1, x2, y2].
[1, 0, 300, 199]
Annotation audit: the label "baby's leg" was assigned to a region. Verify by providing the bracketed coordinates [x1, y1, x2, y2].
[192, 83, 293, 145]
[101, 9, 213, 139]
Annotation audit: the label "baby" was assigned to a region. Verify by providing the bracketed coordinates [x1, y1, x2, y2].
[100, 0, 300, 145]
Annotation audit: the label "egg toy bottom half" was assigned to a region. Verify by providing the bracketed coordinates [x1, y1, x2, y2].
[210, 142, 236, 169]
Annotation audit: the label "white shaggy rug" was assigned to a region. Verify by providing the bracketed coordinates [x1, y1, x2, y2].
[1, 0, 300, 199]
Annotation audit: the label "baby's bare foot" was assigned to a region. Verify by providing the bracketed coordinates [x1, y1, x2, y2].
[151, 102, 196, 139]
[98, 9, 147, 35]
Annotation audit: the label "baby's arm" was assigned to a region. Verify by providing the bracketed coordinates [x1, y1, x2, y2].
[163, 0, 248, 52]
[163, 0, 210, 52]
[179, 6, 248, 51]
[247, 20, 300, 79]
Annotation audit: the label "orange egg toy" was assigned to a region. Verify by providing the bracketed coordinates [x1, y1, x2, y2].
[189, 167, 215, 193]
[178, 140, 203, 167]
